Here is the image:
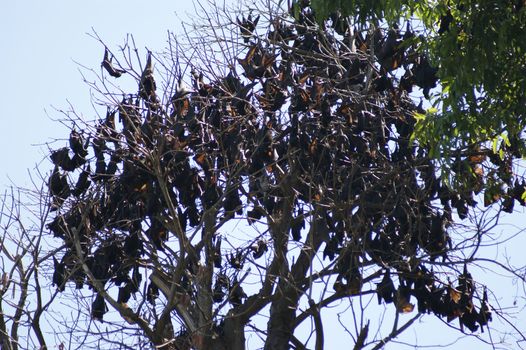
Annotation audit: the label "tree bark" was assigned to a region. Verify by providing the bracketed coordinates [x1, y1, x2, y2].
[264, 210, 326, 350]
[264, 285, 299, 350]
[218, 315, 246, 350]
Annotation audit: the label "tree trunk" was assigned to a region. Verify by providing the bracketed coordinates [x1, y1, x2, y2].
[264, 211, 326, 350]
[209, 315, 245, 350]
[264, 285, 299, 350]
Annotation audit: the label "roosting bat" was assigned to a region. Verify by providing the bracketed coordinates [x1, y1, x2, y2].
[101, 48, 126, 78]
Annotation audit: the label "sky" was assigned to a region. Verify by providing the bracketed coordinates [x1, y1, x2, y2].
[0, 1, 192, 188]
[0, 1, 525, 349]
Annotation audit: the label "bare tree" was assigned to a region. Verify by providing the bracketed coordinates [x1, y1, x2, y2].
[0, 184, 63, 350]
[33, 0, 526, 349]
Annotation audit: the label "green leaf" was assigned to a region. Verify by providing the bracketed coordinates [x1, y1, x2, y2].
[413, 111, 426, 121]
[492, 137, 499, 154]
[502, 133, 511, 147]
[426, 107, 439, 114]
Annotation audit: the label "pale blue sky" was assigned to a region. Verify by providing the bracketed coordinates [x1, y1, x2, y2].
[0, 1, 192, 187]
[0, 1, 524, 349]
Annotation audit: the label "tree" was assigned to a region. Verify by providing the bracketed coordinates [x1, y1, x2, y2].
[35, 0, 525, 349]
[308, 0, 526, 174]
[0, 187, 58, 350]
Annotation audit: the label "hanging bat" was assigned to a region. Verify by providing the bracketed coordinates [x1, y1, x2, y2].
[52, 256, 66, 292]
[49, 165, 71, 209]
[69, 129, 88, 157]
[237, 13, 260, 43]
[72, 165, 91, 197]
[376, 270, 396, 304]
[101, 48, 126, 78]
[139, 51, 156, 101]
[91, 293, 108, 321]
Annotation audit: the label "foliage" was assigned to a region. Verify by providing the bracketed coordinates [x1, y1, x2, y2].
[306, 0, 526, 239]
[308, 0, 526, 161]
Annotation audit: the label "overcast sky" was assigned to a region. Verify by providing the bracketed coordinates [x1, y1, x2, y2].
[0, 1, 525, 349]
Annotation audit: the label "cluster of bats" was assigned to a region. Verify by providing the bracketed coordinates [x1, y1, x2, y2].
[45, 3, 516, 334]
[375, 265, 492, 333]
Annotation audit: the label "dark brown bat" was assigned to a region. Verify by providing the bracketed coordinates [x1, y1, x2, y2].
[91, 293, 108, 321]
[478, 288, 492, 331]
[237, 13, 260, 43]
[102, 48, 126, 78]
[50, 147, 76, 171]
[250, 239, 268, 259]
[69, 129, 88, 157]
[118, 285, 132, 304]
[52, 256, 66, 291]
[146, 282, 159, 304]
[72, 166, 91, 197]
[49, 165, 71, 209]
[376, 270, 396, 304]
[228, 277, 247, 306]
[139, 51, 156, 101]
